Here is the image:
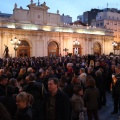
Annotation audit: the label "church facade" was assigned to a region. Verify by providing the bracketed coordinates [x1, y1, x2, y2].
[0, 1, 114, 57]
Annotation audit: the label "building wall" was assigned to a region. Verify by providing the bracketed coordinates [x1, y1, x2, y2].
[0, 2, 114, 57]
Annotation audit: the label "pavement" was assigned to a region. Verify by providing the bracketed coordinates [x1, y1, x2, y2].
[85, 92, 120, 120]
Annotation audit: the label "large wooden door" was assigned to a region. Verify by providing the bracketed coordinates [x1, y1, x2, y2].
[17, 40, 30, 57]
[93, 42, 101, 55]
[17, 47, 30, 57]
[48, 41, 59, 57]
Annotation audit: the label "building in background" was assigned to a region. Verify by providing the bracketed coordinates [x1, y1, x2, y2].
[91, 8, 120, 54]
[60, 14, 72, 24]
[0, 1, 114, 57]
[77, 9, 103, 26]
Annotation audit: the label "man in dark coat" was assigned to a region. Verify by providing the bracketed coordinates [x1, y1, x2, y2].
[42, 78, 71, 120]
[111, 65, 120, 114]
[0, 74, 8, 96]
[23, 73, 46, 120]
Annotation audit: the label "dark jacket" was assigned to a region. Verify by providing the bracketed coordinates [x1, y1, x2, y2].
[42, 90, 71, 120]
[0, 84, 6, 96]
[83, 87, 99, 110]
[14, 107, 32, 120]
[113, 73, 120, 95]
[23, 81, 46, 120]
[0, 96, 17, 119]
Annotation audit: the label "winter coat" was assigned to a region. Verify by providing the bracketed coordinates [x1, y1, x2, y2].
[42, 90, 71, 120]
[71, 94, 86, 120]
[14, 107, 32, 120]
[83, 87, 99, 110]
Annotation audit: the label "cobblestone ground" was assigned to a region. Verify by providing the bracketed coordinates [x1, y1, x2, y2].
[85, 92, 120, 120]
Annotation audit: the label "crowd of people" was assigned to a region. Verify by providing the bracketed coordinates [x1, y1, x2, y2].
[0, 54, 120, 120]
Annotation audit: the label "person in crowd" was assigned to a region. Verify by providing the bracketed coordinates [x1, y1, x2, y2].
[0, 74, 8, 96]
[95, 70, 106, 109]
[83, 77, 100, 120]
[0, 103, 12, 120]
[71, 85, 86, 120]
[14, 92, 33, 120]
[0, 85, 17, 119]
[42, 77, 71, 120]
[111, 65, 120, 114]
[0, 69, 5, 76]
[18, 67, 26, 80]
[63, 75, 80, 98]
[9, 78, 19, 94]
[107, 64, 116, 92]
[23, 73, 46, 120]
[58, 75, 67, 90]
[79, 68, 87, 89]
[17, 76, 24, 92]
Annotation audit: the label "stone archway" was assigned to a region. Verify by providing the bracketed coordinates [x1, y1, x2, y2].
[93, 42, 101, 55]
[48, 41, 59, 57]
[17, 40, 30, 57]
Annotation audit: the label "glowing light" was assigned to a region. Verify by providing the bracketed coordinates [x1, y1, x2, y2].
[22, 25, 38, 30]
[7, 25, 15, 28]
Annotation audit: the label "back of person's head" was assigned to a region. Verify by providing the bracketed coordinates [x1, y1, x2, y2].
[27, 67, 33, 74]
[73, 85, 83, 95]
[0, 74, 8, 82]
[95, 70, 102, 76]
[60, 75, 67, 83]
[17, 76, 23, 82]
[0, 103, 11, 120]
[36, 72, 42, 78]
[29, 73, 36, 81]
[80, 68, 85, 73]
[6, 85, 15, 96]
[0, 69, 4, 75]
[8, 78, 17, 87]
[87, 77, 96, 87]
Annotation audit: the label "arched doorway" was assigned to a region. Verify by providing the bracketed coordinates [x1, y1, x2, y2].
[73, 45, 82, 55]
[93, 42, 101, 55]
[48, 41, 59, 57]
[17, 40, 30, 57]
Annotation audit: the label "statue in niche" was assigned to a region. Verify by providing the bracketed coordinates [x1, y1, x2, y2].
[30, 0, 33, 4]
[14, 3, 17, 8]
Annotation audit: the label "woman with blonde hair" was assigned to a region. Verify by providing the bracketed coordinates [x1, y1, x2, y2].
[14, 92, 33, 120]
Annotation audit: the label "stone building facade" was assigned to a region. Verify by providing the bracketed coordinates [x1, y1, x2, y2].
[0, 1, 114, 57]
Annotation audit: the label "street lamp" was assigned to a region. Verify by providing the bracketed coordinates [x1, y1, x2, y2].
[73, 39, 80, 55]
[10, 37, 21, 57]
[63, 48, 69, 56]
[112, 41, 117, 55]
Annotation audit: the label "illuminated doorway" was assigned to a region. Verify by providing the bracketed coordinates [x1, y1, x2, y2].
[48, 41, 59, 57]
[93, 42, 101, 55]
[17, 40, 30, 57]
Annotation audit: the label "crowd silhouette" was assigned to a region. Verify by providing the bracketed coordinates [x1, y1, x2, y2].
[0, 54, 120, 120]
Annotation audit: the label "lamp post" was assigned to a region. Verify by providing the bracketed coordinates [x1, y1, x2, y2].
[112, 41, 117, 55]
[63, 48, 68, 56]
[10, 37, 21, 57]
[73, 39, 80, 55]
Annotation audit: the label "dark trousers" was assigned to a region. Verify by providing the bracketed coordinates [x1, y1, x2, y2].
[87, 109, 99, 120]
[113, 94, 120, 112]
